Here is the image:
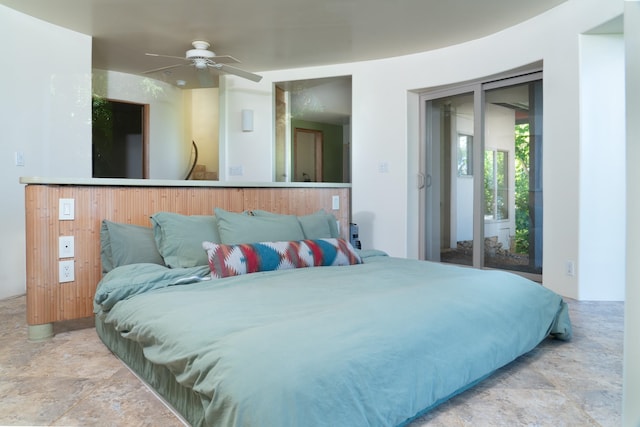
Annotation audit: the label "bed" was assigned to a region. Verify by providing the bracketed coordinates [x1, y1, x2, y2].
[94, 208, 572, 427]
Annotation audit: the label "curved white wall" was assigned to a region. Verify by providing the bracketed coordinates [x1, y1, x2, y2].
[0, 5, 91, 299]
[624, 1, 640, 425]
[222, 0, 623, 299]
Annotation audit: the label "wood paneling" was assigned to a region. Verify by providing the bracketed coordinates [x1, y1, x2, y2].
[25, 184, 350, 325]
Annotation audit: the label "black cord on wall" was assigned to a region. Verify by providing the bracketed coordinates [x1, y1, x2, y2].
[185, 141, 199, 180]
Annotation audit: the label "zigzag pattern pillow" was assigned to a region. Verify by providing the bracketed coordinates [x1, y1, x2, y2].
[202, 238, 362, 279]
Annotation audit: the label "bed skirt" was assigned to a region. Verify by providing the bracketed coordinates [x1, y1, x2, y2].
[96, 316, 206, 426]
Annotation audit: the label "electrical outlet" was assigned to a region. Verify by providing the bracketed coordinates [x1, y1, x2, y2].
[59, 260, 75, 283]
[58, 236, 74, 258]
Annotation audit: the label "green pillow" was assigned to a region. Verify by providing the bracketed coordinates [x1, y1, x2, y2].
[297, 214, 332, 239]
[302, 210, 340, 238]
[253, 209, 339, 239]
[214, 208, 305, 244]
[100, 220, 165, 274]
[150, 212, 221, 268]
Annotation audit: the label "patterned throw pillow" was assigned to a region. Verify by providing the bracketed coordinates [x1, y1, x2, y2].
[202, 238, 362, 279]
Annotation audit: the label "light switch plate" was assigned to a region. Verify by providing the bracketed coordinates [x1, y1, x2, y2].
[15, 151, 25, 166]
[332, 195, 340, 210]
[229, 165, 244, 176]
[58, 198, 75, 220]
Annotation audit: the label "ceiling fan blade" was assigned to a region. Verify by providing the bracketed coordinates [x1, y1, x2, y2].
[142, 63, 185, 74]
[145, 53, 187, 61]
[215, 63, 263, 82]
[207, 55, 240, 64]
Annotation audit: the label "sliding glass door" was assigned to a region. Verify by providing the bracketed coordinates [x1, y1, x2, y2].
[483, 79, 543, 274]
[423, 92, 476, 266]
[420, 72, 543, 278]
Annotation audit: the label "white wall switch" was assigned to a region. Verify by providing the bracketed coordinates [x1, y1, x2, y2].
[58, 198, 75, 220]
[229, 165, 244, 176]
[565, 260, 576, 277]
[332, 195, 340, 210]
[58, 260, 75, 283]
[58, 236, 74, 258]
[14, 151, 25, 166]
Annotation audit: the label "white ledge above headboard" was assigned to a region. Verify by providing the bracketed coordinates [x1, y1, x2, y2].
[20, 176, 351, 189]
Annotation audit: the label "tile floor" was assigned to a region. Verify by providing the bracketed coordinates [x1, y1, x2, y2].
[0, 295, 623, 426]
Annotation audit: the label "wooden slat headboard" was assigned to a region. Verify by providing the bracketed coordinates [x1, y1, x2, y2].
[24, 183, 350, 326]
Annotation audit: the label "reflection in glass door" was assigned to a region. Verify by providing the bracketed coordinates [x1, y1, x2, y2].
[421, 73, 543, 278]
[483, 80, 542, 274]
[423, 92, 475, 266]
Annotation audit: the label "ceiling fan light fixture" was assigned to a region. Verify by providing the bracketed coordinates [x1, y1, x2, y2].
[193, 58, 208, 69]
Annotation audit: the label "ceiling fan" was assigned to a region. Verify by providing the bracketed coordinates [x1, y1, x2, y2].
[143, 40, 262, 84]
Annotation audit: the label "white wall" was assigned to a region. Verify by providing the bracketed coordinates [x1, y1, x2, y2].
[578, 34, 626, 301]
[221, 0, 623, 299]
[92, 70, 187, 179]
[624, 1, 640, 425]
[0, 5, 91, 300]
[219, 76, 274, 181]
[185, 88, 219, 177]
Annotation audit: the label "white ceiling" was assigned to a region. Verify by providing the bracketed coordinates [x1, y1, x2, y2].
[1, 0, 567, 77]
[1, 0, 568, 124]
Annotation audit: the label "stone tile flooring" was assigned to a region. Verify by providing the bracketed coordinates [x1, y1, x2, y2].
[0, 295, 623, 426]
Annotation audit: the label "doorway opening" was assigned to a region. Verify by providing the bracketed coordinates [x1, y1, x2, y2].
[92, 98, 148, 178]
[294, 128, 323, 182]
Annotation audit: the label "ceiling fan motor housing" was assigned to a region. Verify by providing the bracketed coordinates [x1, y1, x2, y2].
[186, 48, 215, 59]
[186, 40, 215, 62]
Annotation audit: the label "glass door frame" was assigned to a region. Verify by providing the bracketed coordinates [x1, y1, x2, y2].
[418, 69, 542, 281]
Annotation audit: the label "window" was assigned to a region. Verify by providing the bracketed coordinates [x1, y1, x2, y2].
[484, 149, 508, 221]
[457, 134, 473, 176]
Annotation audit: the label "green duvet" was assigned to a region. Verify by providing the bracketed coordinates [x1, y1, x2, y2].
[94, 252, 571, 427]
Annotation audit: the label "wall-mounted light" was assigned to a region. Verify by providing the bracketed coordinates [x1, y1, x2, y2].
[241, 109, 254, 132]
